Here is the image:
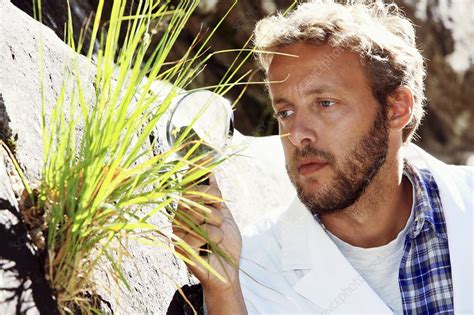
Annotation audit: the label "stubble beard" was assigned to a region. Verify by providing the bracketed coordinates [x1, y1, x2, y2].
[286, 108, 389, 215]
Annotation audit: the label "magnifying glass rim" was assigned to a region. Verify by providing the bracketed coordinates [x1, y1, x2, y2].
[165, 90, 234, 156]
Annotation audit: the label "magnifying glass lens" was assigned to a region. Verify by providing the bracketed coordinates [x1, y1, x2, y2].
[166, 90, 233, 159]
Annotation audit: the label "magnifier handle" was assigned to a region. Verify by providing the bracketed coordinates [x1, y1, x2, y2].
[199, 244, 210, 256]
[198, 175, 210, 256]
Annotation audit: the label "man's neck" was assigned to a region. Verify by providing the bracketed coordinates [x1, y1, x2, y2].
[319, 158, 413, 248]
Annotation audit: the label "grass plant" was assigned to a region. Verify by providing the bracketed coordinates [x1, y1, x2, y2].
[25, 0, 246, 313]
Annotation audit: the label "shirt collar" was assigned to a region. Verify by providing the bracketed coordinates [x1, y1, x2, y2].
[403, 161, 448, 240]
[312, 161, 448, 241]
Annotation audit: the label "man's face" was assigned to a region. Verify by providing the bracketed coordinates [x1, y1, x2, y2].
[268, 43, 389, 215]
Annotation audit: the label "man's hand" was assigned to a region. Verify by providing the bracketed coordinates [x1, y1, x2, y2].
[172, 176, 246, 313]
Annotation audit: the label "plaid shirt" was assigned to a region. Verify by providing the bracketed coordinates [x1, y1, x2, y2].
[399, 162, 454, 314]
[315, 162, 454, 314]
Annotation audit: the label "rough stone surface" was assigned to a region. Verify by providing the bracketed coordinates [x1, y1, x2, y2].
[0, 0, 96, 183]
[395, 0, 474, 164]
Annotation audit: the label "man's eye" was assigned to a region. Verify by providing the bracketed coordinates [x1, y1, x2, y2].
[274, 110, 294, 120]
[319, 100, 336, 108]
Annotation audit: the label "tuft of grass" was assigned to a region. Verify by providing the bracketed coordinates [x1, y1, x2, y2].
[28, 0, 238, 312]
[23, 0, 300, 312]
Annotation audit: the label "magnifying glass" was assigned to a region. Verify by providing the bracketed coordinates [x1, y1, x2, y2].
[165, 90, 234, 255]
[165, 90, 234, 183]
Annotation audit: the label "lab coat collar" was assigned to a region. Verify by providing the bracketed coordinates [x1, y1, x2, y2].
[279, 198, 391, 312]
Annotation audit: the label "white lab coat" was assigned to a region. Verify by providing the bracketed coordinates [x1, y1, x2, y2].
[239, 144, 473, 314]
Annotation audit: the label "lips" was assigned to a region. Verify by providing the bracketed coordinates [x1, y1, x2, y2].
[297, 160, 328, 176]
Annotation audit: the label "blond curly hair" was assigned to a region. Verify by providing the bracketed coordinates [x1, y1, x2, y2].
[253, 0, 426, 142]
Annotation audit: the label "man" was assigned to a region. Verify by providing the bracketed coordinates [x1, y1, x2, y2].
[173, 1, 473, 314]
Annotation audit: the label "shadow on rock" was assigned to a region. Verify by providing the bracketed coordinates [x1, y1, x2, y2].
[0, 203, 59, 314]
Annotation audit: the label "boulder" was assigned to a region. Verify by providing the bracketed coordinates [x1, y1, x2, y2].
[0, 0, 95, 183]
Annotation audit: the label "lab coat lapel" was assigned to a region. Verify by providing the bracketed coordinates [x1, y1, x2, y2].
[280, 198, 391, 313]
[438, 173, 473, 313]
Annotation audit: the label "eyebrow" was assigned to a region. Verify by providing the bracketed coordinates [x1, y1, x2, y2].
[305, 86, 336, 95]
[272, 85, 337, 106]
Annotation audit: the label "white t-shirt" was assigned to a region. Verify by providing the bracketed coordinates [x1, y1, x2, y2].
[325, 185, 415, 314]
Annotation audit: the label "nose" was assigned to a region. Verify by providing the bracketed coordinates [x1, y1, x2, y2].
[286, 111, 318, 147]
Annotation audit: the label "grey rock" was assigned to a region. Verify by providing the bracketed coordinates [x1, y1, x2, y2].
[0, 0, 95, 183]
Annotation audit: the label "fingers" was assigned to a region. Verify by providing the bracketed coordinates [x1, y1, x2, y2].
[173, 175, 227, 254]
[179, 180, 224, 223]
[174, 199, 224, 226]
[173, 197, 225, 251]
[173, 203, 223, 245]
[184, 184, 223, 205]
[208, 175, 218, 187]
[173, 223, 224, 249]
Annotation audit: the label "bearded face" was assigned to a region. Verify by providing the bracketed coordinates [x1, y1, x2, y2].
[268, 43, 392, 215]
[286, 108, 389, 215]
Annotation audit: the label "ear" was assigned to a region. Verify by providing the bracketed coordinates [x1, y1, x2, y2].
[386, 86, 414, 131]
